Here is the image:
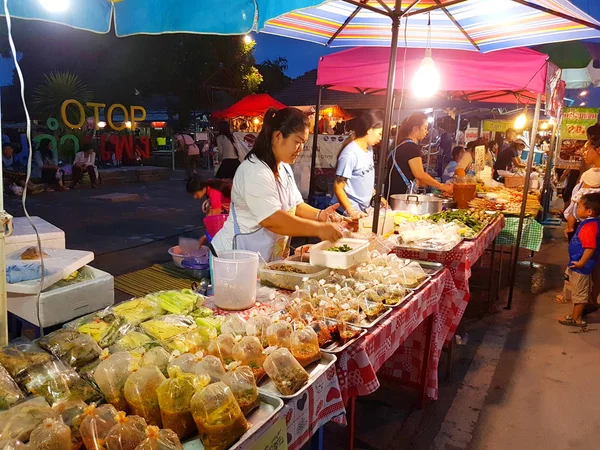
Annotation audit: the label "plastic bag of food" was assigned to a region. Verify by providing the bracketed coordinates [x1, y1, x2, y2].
[112, 298, 164, 326]
[336, 309, 362, 325]
[105, 412, 147, 450]
[221, 363, 259, 416]
[29, 417, 71, 450]
[80, 403, 118, 450]
[124, 365, 166, 427]
[318, 298, 341, 320]
[192, 355, 225, 384]
[162, 327, 212, 355]
[109, 331, 159, 353]
[156, 367, 208, 440]
[207, 334, 237, 366]
[52, 400, 87, 450]
[0, 440, 28, 449]
[263, 347, 309, 395]
[0, 364, 23, 410]
[244, 315, 271, 348]
[290, 326, 321, 367]
[383, 284, 408, 306]
[37, 329, 102, 369]
[266, 320, 292, 349]
[141, 347, 170, 377]
[94, 351, 139, 412]
[147, 289, 201, 316]
[190, 382, 250, 450]
[0, 346, 53, 383]
[167, 353, 197, 374]
[141, 316, 196, 343]
[0, 397, 56, 443]
[134, 426, 183, 450]
[309, 320, 333, 347]
[220, 315, 246, 337]
[232, 337, 266, 382]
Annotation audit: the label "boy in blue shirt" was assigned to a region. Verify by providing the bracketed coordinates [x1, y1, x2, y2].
[559, 192, 600, 327]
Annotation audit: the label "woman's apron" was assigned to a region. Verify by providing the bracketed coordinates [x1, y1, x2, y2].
[231, 165, 297, 262]
[389, 139, 418, 194]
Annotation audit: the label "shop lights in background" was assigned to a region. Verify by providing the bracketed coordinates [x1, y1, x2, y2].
[39, 0, 69, 12]
[548, 117, 555, 126]
[125, 121, 132, 129]
[151, 121, 166, 129]
[253, 118, 260, 125]
[412, 14, 440, 98]
[243, 35, 253, 45]
[514, 112, 527, 130]
[97, 121, 106, 129]
[540, 122, 549, 130]
[580, 102, 587, 106]
[579, 90, 588, 97]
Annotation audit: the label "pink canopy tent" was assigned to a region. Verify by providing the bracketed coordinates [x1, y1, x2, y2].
[316, 47, 552, 104]
[212, 94, 286, 119]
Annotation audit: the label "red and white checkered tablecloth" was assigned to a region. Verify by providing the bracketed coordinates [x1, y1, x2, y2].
[391, 216, 505, 345]
[333, 269, 458, 404]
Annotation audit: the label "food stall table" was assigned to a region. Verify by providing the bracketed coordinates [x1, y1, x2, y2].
[391, 216, 505, 344]
[495, 216, 543, 252]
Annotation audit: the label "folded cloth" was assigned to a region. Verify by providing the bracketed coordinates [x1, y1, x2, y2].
[6, 262, 47, 283]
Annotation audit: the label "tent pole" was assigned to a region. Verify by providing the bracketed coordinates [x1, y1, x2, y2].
[308, 86, 323, 205]
[541, 120, 558, 221]
[372, 1, 402, 234]
[506, 93, 542, 309]
[425, 109, 436, 173]
[455, 112, 462, 145]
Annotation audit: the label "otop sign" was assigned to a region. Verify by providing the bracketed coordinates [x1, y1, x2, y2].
[61, 99, 146, 131]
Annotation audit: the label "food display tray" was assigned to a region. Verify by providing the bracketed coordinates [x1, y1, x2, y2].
[394, 236, 464, 254]
[258, 261, 329, 291]
[309, 238, 370, 269]
[258, 352, 337, 400]
[385, 291, 414, 308]
[321, 328, 367, 353]
[182, 392, 284, 450]
[402, 275, 432, 292]
[414, 261, 445, 277]
[359, 304, 393, 329]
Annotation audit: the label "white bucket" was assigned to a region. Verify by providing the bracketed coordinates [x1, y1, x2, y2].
[212, 250, 259, 310]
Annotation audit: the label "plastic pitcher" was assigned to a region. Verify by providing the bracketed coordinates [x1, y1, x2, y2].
[212, 250, 259, 310]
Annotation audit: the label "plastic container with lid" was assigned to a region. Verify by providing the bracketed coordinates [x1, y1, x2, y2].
[309, 238, 370, 269]
[212, 251, 259, 310]
[258, 261, 328, 291]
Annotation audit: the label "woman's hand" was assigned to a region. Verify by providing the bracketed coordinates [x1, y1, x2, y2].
[438, 183, 453, 194]
[346, 207, 367, 219]
[319, 203, 344, 223]
[317, 223, 344, 243]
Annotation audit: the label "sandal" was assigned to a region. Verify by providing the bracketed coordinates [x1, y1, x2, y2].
[555, 295, 569, 304]
[558, 316, 587, 327]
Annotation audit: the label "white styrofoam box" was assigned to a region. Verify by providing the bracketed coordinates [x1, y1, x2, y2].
[8, 266, 114, 328]
[6, 216, 65, 254]
[309, 238, 370, 269]
[358, 212, 395, 236]
[6, 248, 95, 294]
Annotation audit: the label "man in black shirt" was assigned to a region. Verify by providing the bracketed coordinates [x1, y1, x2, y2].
[493, 138, 527, 181]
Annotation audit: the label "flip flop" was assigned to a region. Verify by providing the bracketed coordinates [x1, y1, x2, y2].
[558, 316, 587, 327]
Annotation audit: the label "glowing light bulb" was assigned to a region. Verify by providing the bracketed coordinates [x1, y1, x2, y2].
[243, 35, 253, 45]
[580, 102, 587, 106]
[514, 113, 527, 130]
[98, 121, 107, 129]
[412, 49, 440, 98]
[548, 117, 555, 126]
[427, 116, 434, 124]
[253, 118, 260, 125]
[540, 122, 549, 130]
[579, 90, 588, 97]
[126, 121, 132, 128]
[39, 0, 69, 12]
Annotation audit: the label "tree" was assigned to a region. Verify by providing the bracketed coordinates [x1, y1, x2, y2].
[256, 57, 292, 94]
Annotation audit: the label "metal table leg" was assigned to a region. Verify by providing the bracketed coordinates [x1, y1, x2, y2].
[419, 314, 435, 408]
[311, 427, 324, 450]
[347, 396, 356, 450]
[488, 239, 497, 308]
[497, 244, 504, 301]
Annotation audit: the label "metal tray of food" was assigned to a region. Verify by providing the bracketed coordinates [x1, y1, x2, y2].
[183, 391, 284, 450]
[320, 326, 367, 353]
[385, 290, 414, 308]
[400, 274, 432, 291]
[258, 261, 329, 291]
[394, 236, 464, 254]
[258, 352, 337, 400]
[358, 302, 393, 329]
[414, 261, 445, 277]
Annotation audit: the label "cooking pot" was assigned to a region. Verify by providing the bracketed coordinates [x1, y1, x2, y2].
[390, 194, 444, 215]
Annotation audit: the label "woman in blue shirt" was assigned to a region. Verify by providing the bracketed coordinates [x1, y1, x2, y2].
[331, 111, 384, 218]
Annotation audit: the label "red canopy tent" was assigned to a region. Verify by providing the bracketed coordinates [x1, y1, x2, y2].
[212, 94, 286, 119]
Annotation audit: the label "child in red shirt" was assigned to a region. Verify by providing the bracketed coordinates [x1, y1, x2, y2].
[186, 176, 231, 246]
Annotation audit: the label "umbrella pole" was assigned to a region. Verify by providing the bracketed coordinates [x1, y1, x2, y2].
[541, 120, 558, 222]
[308, 86, 323, 204]
[506, 93, 542, 309]
[372, 2, 402, 234]
[455, 112, 462, 145]
[425, 109, 436, 173]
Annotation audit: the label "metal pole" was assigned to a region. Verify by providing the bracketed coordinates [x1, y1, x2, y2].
[425, 109, 436, 174]
[506, 93, 542, 309]
[541, 120, 558, 221]
[372, 1, 402, 234]
[455, 112, 462, 145]
[308, 86, 323, 204]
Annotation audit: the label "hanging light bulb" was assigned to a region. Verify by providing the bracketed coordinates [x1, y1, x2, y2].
[540, 122, 549, 130]
[548, 117, 555, 126]
[514, 113, 527, 130]
[412, 13, 440, 98]
[39, 0, 69, 12]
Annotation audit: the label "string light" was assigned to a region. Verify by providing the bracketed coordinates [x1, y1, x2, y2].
[514, 113, 527, 130]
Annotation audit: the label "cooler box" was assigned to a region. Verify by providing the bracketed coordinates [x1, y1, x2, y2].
[6, 216, 65, 254]
[7, 265, 114, 328]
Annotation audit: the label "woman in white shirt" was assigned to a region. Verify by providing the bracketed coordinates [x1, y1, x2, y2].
[212, 107, 343, 262]
[71, 145, 99, 188]
[215, 121, 241, 180]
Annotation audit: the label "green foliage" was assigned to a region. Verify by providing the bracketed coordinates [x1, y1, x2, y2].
[256, 57, 292, 94]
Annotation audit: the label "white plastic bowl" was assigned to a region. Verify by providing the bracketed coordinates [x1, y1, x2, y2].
[168, 245, 208, 268]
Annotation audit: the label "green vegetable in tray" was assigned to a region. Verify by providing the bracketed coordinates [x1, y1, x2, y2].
[148, 289, 202, 316]
[326, 244, 352, 253]
[189, 306, 214, 319]
[430, 209, 490, 233]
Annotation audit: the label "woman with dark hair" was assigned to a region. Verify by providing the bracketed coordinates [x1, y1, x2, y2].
[442, 146, 465, 183]
[215, 121, 240, 179]
[388, 112, 452, 196]
[186, 175, 231, 215]
[32, 138, 67, 191]
[331, 110, 384, 218]
[71, 144, 99, 189]
[211, 107, 343, 262]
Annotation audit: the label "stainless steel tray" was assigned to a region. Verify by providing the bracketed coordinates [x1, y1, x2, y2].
[401, 274, 432, 291]
[182, 392, 284, 450]
[258, 352, 337, 400]
[414, 261, 445, 277]
[358, 303, 393, 329]
[321, 328, 367, 353]
[394, 236, 464, 254]
[385, 290, 414, 308]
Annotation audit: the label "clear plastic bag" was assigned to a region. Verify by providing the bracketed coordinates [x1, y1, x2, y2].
[105, 411, 147, 450]
[308, 320, 333, 347]
[221, 364, 259, 416]
[0, 345, 53, 383]
[207, 334, 237, 365]
[190, 382, 250, 450]
[336, 309, 362, 325]
[124, 365, 166, 427]
[266, 321, 292, 349]
[0, 440, 29, 449]
[109, 331, 158, 353]
[290, 326, 321, 367]
[140, 316, 196, 344]
[37, 329, 102, 369]
[167, 353, 197, 375]
[245, 315, 271, 348]
[0, 364, 23, 410]
[0, 397, 56, 443]
[156, 367, 209, 440]
[68, 312, 132, 348]
[52, 400, 87, 450]
[263, 348, 309, 396]
[134, 426, 183, 450]
[79, 403, 119, 450]
[162, 328, 211, 355]
[94, 351, 139, 412]
[192, 355, 225, 384]
[141, 347, 170, 377]
[29, 418, 71, 450]
[220, 315, 246, 337]
[111, 297, 164, 326]
[232, 337, 266, 383]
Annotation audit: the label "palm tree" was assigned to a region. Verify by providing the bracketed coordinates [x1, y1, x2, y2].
[32, 71, 93, 126]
